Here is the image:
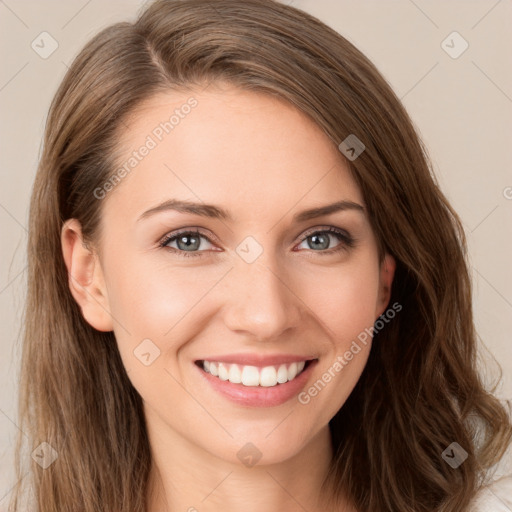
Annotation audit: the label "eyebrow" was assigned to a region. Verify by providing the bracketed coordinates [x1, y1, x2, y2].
[137, 198, 365, 223]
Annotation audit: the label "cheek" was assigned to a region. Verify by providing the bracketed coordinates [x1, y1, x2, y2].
[104, 258, 222, 409]
[104, 254, 227, 362]
[107, 248, 380, 354]
[292, 256, 379, 420]
[102, 247, 380, 456]
[297, 253, 380, 346]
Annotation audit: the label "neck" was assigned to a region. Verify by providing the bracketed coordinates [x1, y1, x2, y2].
[144, 415, 352, 512]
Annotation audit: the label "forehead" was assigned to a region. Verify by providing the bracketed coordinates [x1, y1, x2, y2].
[104, 85, 363, 222]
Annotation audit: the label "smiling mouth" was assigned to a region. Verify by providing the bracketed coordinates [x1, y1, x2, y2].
[195, 359, 315, 388]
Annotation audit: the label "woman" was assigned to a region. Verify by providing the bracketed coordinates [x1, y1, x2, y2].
[9, 0, 511, 511]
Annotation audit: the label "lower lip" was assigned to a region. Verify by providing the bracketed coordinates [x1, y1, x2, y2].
[195, 360, 318, 407]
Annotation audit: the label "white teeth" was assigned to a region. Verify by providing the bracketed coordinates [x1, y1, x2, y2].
[260, 366, 277, 387]
[218, 363, 229, 381]
[276, 364, 288, 383]
[200, 360, 309, 387]
[288, 362, 298, 380]
[228, 364, 242, 384]
[241, 366, 260, 386]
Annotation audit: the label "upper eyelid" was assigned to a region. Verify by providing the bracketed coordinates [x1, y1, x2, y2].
[299, 225, 349, 238]
[160, 225, 351, 247]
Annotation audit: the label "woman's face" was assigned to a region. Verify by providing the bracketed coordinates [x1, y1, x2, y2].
[63, 83, 395, 466]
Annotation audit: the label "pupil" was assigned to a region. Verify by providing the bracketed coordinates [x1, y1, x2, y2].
[310, 234, 329, 250]
[178, 234, 200, 251]
[175, 233, 331, 252]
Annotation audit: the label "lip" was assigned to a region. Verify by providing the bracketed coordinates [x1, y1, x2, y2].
[194, 353, 316, 367]
[194, 358, 318, 408]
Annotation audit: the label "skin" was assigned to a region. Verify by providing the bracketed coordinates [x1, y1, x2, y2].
[61, 82, 395, 512]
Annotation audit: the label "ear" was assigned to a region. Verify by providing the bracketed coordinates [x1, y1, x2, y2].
[375, 253, 396, 319]
[61, 219, 114, 332]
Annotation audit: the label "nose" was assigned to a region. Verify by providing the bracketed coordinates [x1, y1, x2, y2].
[222, 256, 303, 341]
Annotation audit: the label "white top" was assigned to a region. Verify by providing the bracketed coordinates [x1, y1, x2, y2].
[469, 475, 512, 511]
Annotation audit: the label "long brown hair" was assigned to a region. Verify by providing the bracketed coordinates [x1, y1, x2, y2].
[10, 0, 511, 510]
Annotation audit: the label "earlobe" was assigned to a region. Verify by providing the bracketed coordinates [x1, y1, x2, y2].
[376, 253, 396, 318]
[61, 219, 114, 332]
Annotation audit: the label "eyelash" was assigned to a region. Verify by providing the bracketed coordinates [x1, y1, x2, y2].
[158, 226, 356, 259]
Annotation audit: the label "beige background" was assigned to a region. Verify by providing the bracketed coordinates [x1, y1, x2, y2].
[1, 0, 511, 506]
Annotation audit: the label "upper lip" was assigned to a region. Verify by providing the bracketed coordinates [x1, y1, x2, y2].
[195, 353, 317, 367]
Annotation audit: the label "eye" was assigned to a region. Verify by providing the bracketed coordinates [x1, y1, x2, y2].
[295, 227, 356, 256]
[159, 229, 216, 258]
[158, 226, 356, 259]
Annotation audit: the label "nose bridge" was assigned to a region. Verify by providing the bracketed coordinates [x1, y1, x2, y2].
[223, 252, 302, 340]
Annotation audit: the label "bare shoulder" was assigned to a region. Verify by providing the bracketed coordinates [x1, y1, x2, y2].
[468, 475, 512, 512]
